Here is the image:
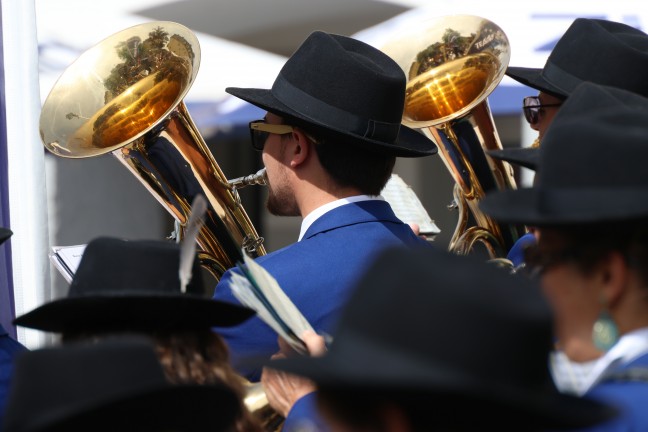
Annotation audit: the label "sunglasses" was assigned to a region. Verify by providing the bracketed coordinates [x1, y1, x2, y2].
[249, 120, 294, 151]
[522, 96, 563, 125]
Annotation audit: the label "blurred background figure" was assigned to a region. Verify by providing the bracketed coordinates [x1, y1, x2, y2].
[265, 246, 616, 432]
[13, 237, 262, 432]
[481, 82, 648, 429]
[3, 336, 240, 432]
[506, 18, 648, 146]
[489, 18, 648, 267]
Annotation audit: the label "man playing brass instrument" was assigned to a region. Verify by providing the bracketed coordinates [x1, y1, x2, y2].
[489, 18, 648, 267]
[211, 29, 437, 385]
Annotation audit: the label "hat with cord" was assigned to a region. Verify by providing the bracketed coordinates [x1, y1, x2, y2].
[507, 18, 648, 98]
[226, 31, 437, 158]
[13, 237, 255, 333]
[267, 246, 617, 429]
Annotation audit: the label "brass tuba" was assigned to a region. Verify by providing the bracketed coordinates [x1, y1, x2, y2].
[39, 21, 282, 430]
[380, 15, 526, 259]
[39, 21, 266, 281]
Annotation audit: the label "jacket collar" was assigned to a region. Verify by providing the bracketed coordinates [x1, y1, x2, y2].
[302, 200, 400, 240]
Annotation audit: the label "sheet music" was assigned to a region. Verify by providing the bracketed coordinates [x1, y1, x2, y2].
[49, 244, 86, 283]
[381, 174, 441, 237]
[228, 250, 314, 354]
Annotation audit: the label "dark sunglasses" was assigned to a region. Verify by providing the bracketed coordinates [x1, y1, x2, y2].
[248, 120, 294, 151]
[522, 96, 562, 125]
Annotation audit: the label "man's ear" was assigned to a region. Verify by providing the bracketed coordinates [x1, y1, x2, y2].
[289, 129, 312, 168]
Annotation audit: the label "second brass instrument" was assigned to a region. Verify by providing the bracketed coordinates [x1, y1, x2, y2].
[380, 15, 526, 258]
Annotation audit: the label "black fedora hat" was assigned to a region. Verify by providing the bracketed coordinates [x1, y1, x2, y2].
[3, 337, 239, 432]
[507, 18, 648, 98]
[480, 82, 648, 225]
[487, 147, 539, 170]
[226, 31, 437, 158]
[13, 237, 254, 333]
[268, 247, 616, 429]
[0, 228, 11, 245]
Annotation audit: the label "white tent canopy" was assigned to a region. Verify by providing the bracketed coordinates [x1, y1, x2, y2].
[35, 0, 287, 133]
[354, 0, 648, 114]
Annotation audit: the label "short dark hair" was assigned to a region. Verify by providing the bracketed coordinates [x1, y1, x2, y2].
[312, 132, 395, 195]
[547, 217, 648, 285]
[278, 116, 396, 195]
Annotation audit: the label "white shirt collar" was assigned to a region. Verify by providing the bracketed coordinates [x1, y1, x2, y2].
[551, 327, 648, 395]
[298, 195, 384, 241]
[585, 327, 648, 390]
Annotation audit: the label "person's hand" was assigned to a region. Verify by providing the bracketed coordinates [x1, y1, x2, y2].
[299, 330, 327, 357]
[261, 331, 327, 417]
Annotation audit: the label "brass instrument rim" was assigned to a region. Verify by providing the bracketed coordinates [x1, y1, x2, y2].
[39, 21, 201, 159]
[380, 14, 511, 129]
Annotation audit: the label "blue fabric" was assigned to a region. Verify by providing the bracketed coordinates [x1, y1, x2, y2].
[0, 4, 17, 337]
[283, 392, 329, 432]
[507, 232, 537, 267]
[576, 353, 648, 431]
[0, 324, 27, 430]
[213, 200, 431, 381]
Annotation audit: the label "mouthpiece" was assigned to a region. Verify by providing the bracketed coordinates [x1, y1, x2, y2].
[227, 168, 268, 190]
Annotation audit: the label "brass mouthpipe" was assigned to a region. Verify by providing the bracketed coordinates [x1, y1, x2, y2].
[228, 168, 268, 190]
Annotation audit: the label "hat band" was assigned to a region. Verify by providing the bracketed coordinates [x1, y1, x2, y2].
[541, 62, 583, 95]
[272, 75, 400, 143]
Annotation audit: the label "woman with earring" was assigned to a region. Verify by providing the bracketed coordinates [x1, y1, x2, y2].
[479, 82, 648, 430]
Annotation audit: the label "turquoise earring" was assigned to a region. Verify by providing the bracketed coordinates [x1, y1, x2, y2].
[592, 309, 619, 352]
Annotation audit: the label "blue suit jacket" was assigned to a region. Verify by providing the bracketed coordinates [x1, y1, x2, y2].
[579, 353, 648, 431]
[213, 200, 431, 380]
[0, 324, 27, 430]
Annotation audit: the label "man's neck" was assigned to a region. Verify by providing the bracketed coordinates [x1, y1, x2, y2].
[297, 184, 364, 218]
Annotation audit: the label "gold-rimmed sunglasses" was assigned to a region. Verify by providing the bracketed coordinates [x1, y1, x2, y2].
[249, 120, 294, 151]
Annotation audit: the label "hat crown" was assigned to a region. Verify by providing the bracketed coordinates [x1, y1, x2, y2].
[225, 31, 438, 156]
[273, 31, 407, 129]
[69, 237, 204, 298]
[333, 246, 554, 391]
[542, 18, 648, 96]
[479, 82, 648, 226]
[5, 338, 171, 431]
[4, 337, 239, 432]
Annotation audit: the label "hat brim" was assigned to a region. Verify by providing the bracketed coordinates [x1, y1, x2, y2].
[226, 87, 438, 158]
[22, 383, 239, 432]
[0, 228, 12, 246]
[267, 337, 616, 429]
[487, 148, 539, 170]
[13, 295, 255, 333]
[506, 67, 569, 98]
[480, 188, 648, 226]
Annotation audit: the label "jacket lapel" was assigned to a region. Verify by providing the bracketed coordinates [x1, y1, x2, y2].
[303, 200, 400, 240]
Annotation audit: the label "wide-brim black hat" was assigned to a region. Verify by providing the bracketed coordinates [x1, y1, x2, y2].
[268, 246, 616, 429]
[507, 18, 648, 98]
[487, 147, 539, 170]
[480, 82, 648, 225]
[4, 337, 239, 432]
[0, 228, 11, 245]
[14, 237, 254, 333]
[226, 31, 437, 158]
